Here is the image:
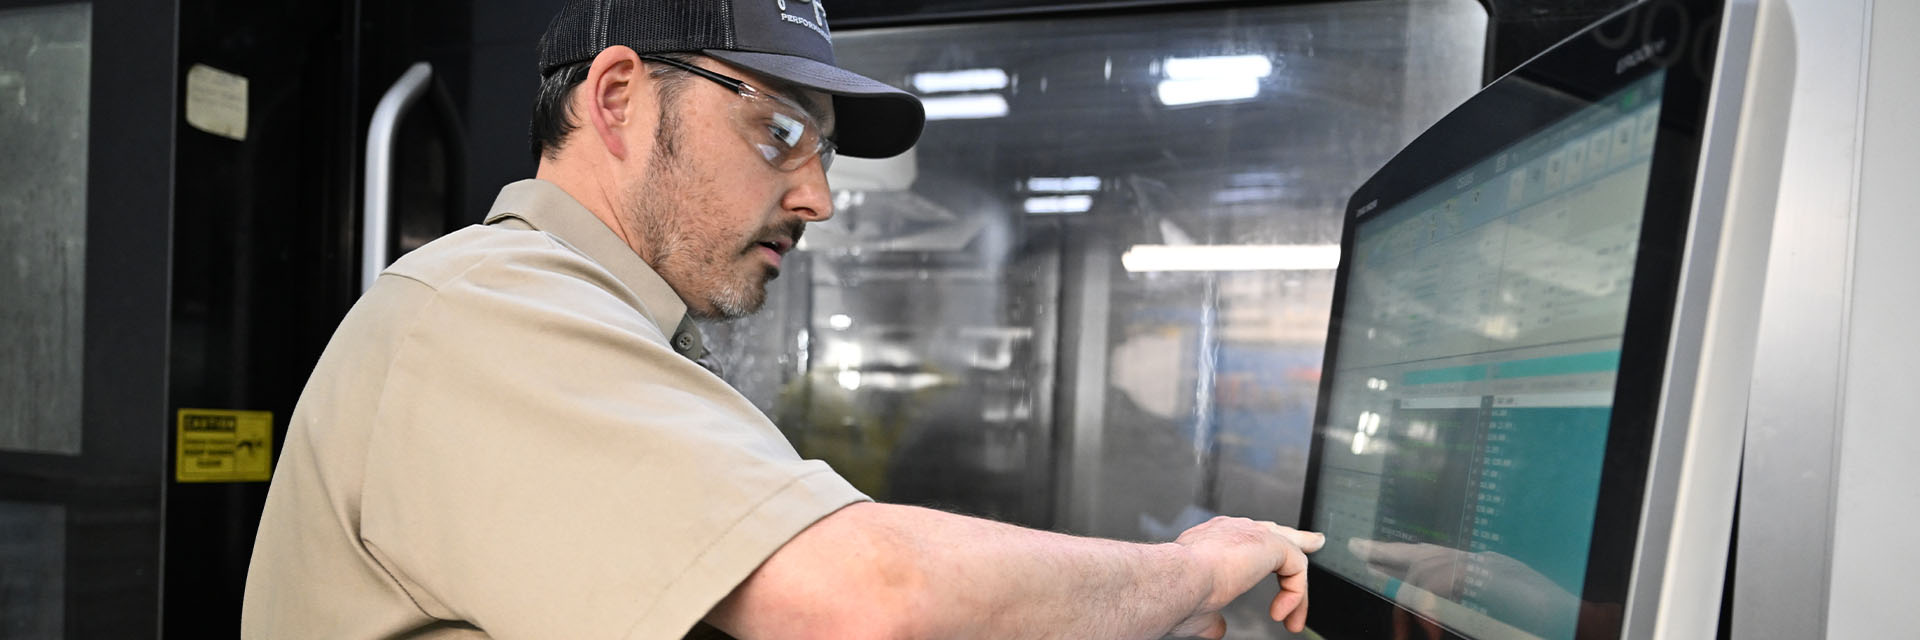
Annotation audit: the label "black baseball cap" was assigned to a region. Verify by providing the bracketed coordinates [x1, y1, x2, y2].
[537, 0, 925, 159]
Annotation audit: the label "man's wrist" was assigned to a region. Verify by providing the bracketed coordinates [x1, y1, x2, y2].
[1155, 541, 1215, 616]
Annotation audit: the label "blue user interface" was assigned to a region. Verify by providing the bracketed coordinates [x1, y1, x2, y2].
[1312, 71, 1666, 640]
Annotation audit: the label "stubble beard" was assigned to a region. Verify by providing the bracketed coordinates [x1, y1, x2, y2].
[623, 107, 770, 321]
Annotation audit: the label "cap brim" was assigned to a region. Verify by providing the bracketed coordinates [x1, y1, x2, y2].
[704, 49, 924, 159]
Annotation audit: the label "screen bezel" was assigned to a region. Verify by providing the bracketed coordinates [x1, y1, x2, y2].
[1298, 1, 1726, 638]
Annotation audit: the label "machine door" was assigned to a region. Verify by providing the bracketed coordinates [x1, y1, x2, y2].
[161, 0, 497, 635]
[164, 0, 361, 636]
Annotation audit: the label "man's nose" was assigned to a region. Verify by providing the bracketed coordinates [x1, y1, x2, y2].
[782, 157, 835, 223]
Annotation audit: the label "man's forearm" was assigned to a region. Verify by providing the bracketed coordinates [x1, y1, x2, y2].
[711, 502, 1219, 640]
[874, 504, 1211, 639]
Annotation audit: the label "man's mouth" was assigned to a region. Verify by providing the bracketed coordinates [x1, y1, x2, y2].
[749, 221, 805, 267]
[752, 232, 798, 257]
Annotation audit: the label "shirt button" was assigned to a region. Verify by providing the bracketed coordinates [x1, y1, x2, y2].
[675, 334, 694, 350]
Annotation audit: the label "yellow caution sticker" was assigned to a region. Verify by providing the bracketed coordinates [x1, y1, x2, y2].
[176, 408, 274, 483]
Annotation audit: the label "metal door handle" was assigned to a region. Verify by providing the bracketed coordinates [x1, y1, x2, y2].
[362, 62, 434, 292]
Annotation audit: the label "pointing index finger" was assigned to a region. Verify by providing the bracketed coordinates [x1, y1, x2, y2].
[1264, 522, 1327, 553]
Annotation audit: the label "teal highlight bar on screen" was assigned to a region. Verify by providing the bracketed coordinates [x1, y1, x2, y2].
[1490, 350, 1622, 379]
[1403, 365, 1489, 386]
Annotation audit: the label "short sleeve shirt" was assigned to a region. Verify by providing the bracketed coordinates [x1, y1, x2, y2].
[242, 179, 867, 639]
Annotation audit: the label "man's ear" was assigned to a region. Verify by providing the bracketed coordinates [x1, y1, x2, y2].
[581, 45, 654, 161]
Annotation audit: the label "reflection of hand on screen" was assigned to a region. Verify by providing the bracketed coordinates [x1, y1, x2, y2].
[1348, 539, 1479, 597]
[1347, 539, 1618, 639]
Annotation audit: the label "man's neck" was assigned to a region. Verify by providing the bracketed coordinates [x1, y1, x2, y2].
[534, 161, 650, 264]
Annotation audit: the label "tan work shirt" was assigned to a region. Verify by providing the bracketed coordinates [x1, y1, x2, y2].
[243, 179, 866, 639]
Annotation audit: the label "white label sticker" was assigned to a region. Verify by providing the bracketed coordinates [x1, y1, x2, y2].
[185, 63, 248, 141]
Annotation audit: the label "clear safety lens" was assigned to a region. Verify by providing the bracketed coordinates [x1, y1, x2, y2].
[734, 93, 835, 172]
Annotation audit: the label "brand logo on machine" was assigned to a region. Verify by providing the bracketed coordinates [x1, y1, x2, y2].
[1616, 39, 1668, 74]
[1357, 200, 1378, 216]
[776, 0, 831, 44]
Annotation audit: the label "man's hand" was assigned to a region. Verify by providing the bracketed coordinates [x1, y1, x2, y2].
[1168, 517, 1326, 639]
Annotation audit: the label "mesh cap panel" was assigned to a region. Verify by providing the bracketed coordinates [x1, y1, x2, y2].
[539, 0, 735, 72]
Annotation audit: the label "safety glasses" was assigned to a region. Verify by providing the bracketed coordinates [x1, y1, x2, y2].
[640, 55, 837, 172]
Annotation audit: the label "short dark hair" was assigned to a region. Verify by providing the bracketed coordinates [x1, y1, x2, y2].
[527, 52, 701, 161]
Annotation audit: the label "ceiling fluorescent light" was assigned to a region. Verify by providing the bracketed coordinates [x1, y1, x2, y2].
[1229, 171, 1287, 187]
[1024, 195, 1094, 215]
[1163, 55, 1274, 80]
[923, 94, 1010, 120]
[1156, 77, 1260, 106]
[1027, 176, 1103, 193]
[911, 68, 1010, 93]
[1212, 186, 1287, 204]
[1121, 244, 1340, 272]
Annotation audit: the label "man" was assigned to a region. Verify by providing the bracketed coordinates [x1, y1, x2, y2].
[243, 1, 1324, 638]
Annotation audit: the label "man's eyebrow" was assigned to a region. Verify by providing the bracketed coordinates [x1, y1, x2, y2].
[774, 84, 834, 132]
[794, 93, 829, 121]
[807, 96, 838, 137]
[729, 63, 835, 134]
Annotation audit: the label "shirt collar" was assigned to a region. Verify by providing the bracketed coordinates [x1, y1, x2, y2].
[482, 179, 712, 365]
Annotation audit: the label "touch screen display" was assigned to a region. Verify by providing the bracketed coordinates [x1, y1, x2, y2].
[1310, 71, 1665, 640]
